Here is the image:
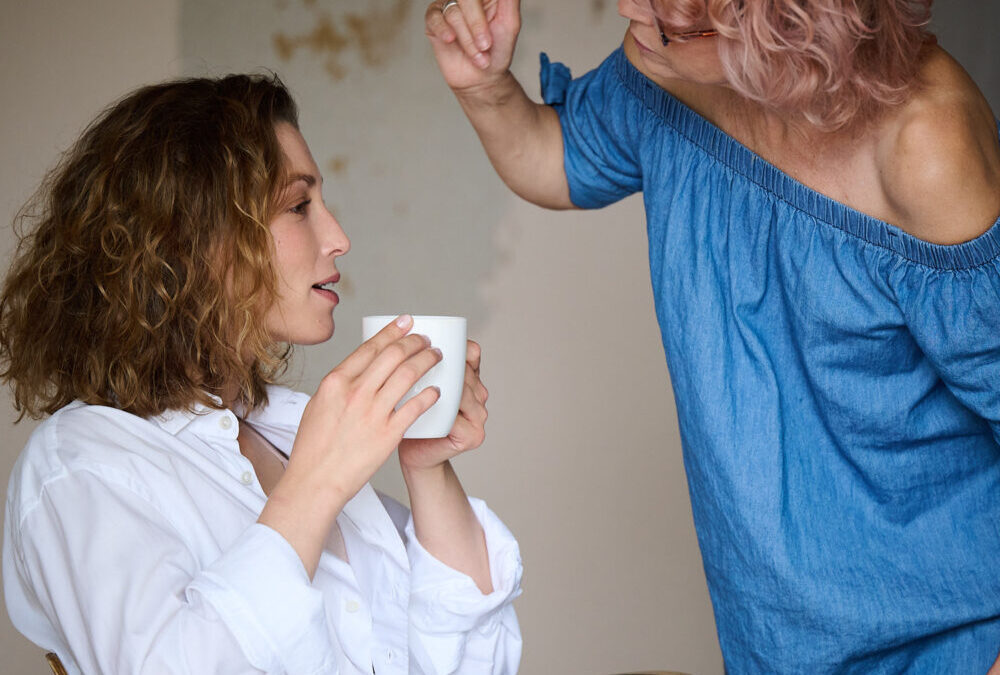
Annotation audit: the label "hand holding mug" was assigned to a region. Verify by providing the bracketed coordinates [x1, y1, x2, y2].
[281, 315, 442, 505]
[397, 339, 490, 472]
[362, 315, 468, 439]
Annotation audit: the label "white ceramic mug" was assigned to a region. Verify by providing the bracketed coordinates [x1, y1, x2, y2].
[361, 315, 467, 439]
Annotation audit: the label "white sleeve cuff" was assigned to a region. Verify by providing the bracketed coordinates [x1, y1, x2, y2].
[406, 497, 523, 634]
[186, 523, 336, 675]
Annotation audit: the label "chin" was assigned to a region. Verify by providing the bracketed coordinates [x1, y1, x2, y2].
[309, 319, 337, 345]
[278, 320, 336, 347]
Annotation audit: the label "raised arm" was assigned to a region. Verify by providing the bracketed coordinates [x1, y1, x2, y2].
[397, 340, 494, 593]
[425, 0, 573, 209]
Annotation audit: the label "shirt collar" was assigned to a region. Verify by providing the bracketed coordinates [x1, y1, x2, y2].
[149, 386, 308, 446]
[149, 394, 225, 436]
[244, 385, 309, 429]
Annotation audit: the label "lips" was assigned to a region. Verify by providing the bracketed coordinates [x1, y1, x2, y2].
[311, 273, 340, 293]
[311, 273, 341, 304]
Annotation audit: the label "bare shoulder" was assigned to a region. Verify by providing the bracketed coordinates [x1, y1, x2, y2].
[877, 47, 1000, 245]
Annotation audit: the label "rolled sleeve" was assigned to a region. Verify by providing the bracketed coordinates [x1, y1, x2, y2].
[187, 523, 336, 675]
[406, 498, 522, 674]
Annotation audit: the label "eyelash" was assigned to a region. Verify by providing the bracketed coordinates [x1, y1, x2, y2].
[290, 199, 311, 216]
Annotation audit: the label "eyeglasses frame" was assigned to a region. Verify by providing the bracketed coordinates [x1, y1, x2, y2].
[645, 0, 720, 46]
[658, 26, 720, 47]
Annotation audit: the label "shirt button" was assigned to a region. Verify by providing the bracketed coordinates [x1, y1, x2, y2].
[240, 471, 253, 485]
[219, 416, 233, 430]
[386, 650, 394, 662]
[345, 599, 360, 613]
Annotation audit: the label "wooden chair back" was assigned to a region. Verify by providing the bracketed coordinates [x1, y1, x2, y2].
[45, 652, 68, 675]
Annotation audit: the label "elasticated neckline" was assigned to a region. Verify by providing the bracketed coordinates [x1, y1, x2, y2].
[611, 47, 1000, 271]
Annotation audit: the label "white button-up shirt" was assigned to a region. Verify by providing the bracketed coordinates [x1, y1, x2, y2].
[3, 386, 522, 674]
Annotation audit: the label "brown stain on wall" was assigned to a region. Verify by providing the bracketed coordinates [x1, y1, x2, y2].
[327, 156, 349, 176]
[273, 0, 412, 80]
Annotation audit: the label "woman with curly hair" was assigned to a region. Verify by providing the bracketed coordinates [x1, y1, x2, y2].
[0, 74, 522, 674]
[425, 0, 999, 671]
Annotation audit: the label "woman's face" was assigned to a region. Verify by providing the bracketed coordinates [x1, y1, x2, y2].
[264, 122, 350, 345]
[618, 0, 727, 85]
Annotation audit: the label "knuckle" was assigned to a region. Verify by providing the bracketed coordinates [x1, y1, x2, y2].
[321, 370, 347, 392]
[459, 33, 477, 51]
[407, 333, 430, 349]
[398, 363, 422, 382]
[385, 342, 408, 361]
[356, 340, 379, 360]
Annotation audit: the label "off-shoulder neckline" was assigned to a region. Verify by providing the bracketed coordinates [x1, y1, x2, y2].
[608, 47, 1000, 271]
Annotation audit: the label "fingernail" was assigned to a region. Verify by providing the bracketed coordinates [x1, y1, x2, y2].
[395, 314, 412, 328]
[431, 347, 443, 358]
[476, 33, 491, 50]
[473, 52, 489, 69]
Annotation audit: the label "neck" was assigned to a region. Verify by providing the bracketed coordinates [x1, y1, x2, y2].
[724, 95, 873, 166]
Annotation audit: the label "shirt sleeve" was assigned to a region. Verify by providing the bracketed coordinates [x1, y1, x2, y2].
[892, 255, 1000, 444]
[540, 49, 644, 209]
[7, 468, 337, 675]
[404, 498, 523, 675]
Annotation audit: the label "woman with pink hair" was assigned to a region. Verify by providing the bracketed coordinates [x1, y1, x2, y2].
[425, 0, 1000, 671]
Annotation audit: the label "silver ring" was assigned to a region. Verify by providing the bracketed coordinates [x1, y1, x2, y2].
[441, 0, 460, 15]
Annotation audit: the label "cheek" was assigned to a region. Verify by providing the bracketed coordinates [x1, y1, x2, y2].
[269, 229, 307, 283]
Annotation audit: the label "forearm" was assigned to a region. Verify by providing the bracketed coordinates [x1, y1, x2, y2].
[454, 71, 573, 210]
[258, 472, 350, 580]
[402, 460, 493, 594]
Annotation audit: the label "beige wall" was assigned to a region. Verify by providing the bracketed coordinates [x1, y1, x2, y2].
[2, 1, 997, 675]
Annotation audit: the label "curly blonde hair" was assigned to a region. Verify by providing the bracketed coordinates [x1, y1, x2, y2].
[0, 74, 299, 419]
[656, 0, 935, 131]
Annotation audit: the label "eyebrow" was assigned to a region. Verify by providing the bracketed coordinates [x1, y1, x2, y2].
[285, 172, 318, 188]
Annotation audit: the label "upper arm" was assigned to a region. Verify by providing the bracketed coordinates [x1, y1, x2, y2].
[541, 49, 645, 210]
[879, 96, 1000, 245]
[10, 465, 332, 674]
[10, 471, 246, 674]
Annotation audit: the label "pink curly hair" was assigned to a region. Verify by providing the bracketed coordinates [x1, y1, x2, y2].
[654, 0, 935, 131]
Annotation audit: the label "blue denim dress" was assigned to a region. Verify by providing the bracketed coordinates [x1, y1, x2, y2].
[541, 47, 1000, 673]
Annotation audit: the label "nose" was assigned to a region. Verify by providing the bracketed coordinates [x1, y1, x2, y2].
[319, 203, 350, 257]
